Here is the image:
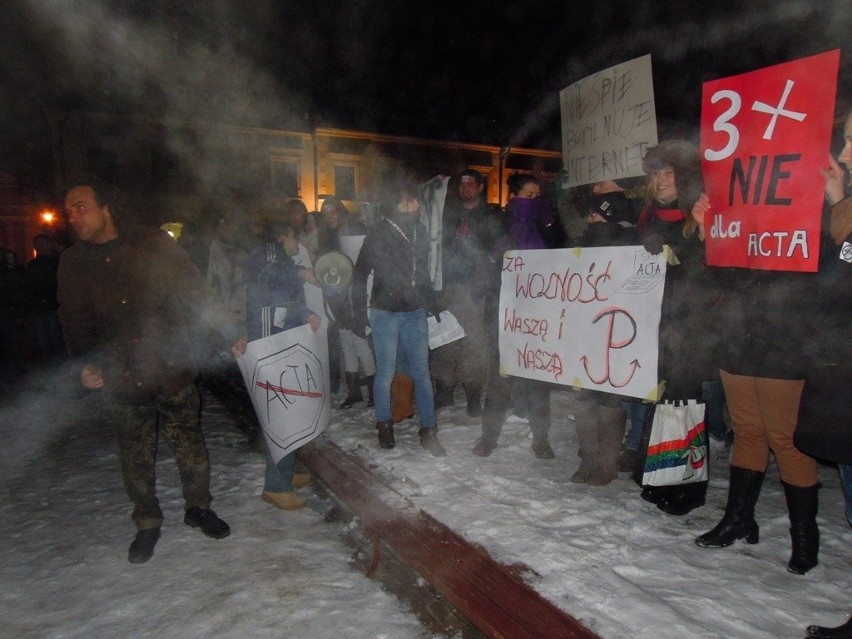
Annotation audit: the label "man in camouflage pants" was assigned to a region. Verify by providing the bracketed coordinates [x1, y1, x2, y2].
[58, 179, 245, 563]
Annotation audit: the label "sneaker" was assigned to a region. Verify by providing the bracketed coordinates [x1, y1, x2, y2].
[531, 438, 555, 459]
[506, 413, 529, 424]
[184, 507, 231, 539]
[292, 473, 312, 489]
[128, 527, 161, 564]
[261, 491, 306, 510]
[472, 437, 497, 457]
[419, 427, 447, 457]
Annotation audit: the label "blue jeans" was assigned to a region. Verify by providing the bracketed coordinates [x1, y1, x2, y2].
[264, 449, 295, 492]
[840, 464, 852, 527]
[622, 401, 648, 451]
[369, 308, 436, 428]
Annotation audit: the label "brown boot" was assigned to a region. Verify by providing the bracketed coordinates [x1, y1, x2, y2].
[261, 491, 306, 510]
[376, 420, 395, 449]
[391, 373, 414, 423]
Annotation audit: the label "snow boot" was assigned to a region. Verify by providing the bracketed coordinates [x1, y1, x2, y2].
[261, 490, 306, 510]
[658, 480, 707, 516]
[128, 527, 161, 564]
[783, 481, 819, 575]
[570, 401, 599, 483]
[806, 615, 852, 639]
[419, 427, 447, 457]
[364, 375, 375, 407]
[376, 420, 395, 449]
[695, 466, 764, 548]
[391, 373, 414, 423]
[531, 436, 555, 459]
[340, 372, 363, 408]
[618, 448, 640, 474]
[472, 436, 498, 457]
[586, 405, 624, 486]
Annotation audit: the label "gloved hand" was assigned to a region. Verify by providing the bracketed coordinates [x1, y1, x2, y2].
[642, 232, 665, 255]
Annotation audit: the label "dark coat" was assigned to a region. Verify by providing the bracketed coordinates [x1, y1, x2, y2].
[795, 199, 852, 464]
[57, 225, 242, 403]
[714, 267, 816, 380]
[639, 200, 720, 400]
[352, 218, 434, 332]
[441, 199, 505, 299]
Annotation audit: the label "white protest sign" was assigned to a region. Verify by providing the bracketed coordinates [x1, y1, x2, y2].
[499, 247, 666, 400]
[560, 54, 657, 187]
[237, 322, 330, 463]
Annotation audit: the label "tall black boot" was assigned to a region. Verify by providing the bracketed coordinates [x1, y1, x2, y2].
[465, 383, 482, 417]
[783, 481, 819, 575]
[806, 614, 852, 639]
[695, 466, 764, 548]
[340, 372, 363, 408]
[364, 375, 375, 407]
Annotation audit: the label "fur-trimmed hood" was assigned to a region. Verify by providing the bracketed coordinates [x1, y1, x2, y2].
[642, 140, 704, 215]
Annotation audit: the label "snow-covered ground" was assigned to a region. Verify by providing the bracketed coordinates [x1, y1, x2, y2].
[1, 371, 849, 639]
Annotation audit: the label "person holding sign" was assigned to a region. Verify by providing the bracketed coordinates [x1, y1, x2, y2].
[352, 181, 446, 457]
[239, 219, 320, 511]
[635, 140, 718, 516]
[691, 192, 821, 574]
[474, 175, 556, 460]
[569, 185, 642, 484]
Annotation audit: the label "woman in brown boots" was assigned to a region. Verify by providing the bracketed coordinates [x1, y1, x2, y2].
[691, 188, 820, 574]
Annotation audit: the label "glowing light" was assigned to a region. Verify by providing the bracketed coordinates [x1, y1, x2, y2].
[41, 210, 56, 224]
[159, 222, 183, 241]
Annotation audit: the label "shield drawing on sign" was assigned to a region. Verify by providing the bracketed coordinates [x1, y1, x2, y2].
[238, 323, 331, 463]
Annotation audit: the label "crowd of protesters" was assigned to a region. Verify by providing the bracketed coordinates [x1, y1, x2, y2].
[5, 126, 849, 635]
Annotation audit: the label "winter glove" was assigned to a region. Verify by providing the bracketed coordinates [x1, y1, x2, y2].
[642, 232, 665, 255]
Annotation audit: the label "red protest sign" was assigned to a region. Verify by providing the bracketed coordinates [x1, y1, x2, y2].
[700, 50, 839, 272]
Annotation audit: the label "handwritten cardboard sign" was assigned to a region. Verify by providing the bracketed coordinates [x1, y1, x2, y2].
[560, 54, 658, 188]
[237, 322, 330, 463]
[700, 50, 840, 272]
[499, 247, 666, 400]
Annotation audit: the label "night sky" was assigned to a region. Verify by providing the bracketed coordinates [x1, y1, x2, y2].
[2, 0, 852, 194]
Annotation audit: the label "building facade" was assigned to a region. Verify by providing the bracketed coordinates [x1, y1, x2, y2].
[52, 111, 563, 228]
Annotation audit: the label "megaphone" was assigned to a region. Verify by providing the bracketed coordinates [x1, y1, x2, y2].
[314, 251, 354, 292]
